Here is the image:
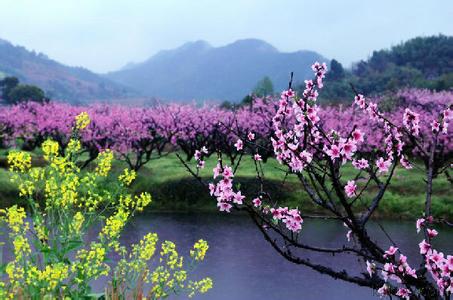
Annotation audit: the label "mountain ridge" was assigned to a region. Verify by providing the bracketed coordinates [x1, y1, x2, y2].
[106, 39, 327, 102]
[0, 38, 134, 103]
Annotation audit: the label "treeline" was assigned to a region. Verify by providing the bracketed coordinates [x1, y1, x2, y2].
[317, 35, 453, 103]
[0, 76, 48, 104]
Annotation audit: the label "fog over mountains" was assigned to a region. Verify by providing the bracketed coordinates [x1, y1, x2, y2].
[106, 39, 326, 102]
[0, 38, 326, 103]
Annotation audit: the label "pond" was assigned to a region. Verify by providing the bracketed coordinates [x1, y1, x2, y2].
[105, 213, 453, 300]
[1, 212, 452, 299]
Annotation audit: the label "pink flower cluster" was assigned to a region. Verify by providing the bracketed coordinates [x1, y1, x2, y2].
[344, 180, 357, 198]
[270, 207, 304, 232]
[416, 218, 453, 294]
[403, 108, 421, 136]
[372, 246, 418, 299]
[194, 146, 208, 169]
[209, 164, 244, 212]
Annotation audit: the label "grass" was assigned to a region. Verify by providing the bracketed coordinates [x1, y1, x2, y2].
[0, 149, 451, 219]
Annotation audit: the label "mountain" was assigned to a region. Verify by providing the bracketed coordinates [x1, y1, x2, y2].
[0, 38, 133, 103]
[106, 39, 327, 102]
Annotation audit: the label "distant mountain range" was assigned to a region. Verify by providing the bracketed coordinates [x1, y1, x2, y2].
[0, 38, 133, 103]
[0, 38, 326, 103]
[106, 39, 326, 102]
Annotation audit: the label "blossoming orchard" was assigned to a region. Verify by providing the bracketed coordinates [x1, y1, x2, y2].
[0, 62, 452, 299]
[180, 63, 453, 299]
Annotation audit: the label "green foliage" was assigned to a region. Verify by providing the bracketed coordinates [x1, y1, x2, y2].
[0, 76, 19, 102]
[7, 84, 46, 104]
[312, 35, 453, 103]
[219, 100, 235, 110]
[1, 147, 451, 219]
[240, 94, 254, 106]
[0, 76, 48, 104]
[329, 59, 345, 80]
[253, 76, 274, 97]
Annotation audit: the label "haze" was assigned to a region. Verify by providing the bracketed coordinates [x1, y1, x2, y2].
[0, 0, 452, 73]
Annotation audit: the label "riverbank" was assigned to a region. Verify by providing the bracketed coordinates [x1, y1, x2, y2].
[0, 152, 451, 219]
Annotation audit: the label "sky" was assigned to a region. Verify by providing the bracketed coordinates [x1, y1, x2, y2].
[0, 0, 452, 73]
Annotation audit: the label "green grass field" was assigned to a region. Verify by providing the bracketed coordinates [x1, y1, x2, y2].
[0, 150, 451, 219]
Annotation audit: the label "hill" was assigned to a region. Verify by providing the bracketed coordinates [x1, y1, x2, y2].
[106, 39, 326, 102]
[317, 35, 453, 102]
[0, 38, 133, 103]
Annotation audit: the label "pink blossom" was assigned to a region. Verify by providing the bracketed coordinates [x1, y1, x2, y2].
[403, 108, 420, 136]
[340, 141, 357, 159]
[346, 230, 352, 242]
[384, 245, 398, 258]
[218, 202, 232, 212]
[399, 156, 412, 169]
[352, 158, 369, 170]
[197, 160, 205, 169]
[300, 150, 313, 164]
[232, 191, 245, 205]
[234, 139, 243, 151]
[213, 163, 222, 179]
[222, 166, 234, 178]
[431, 120, 440, 133]
[351, 129, 364, 143]
[247, 131, 255, 141]
[254, 154, 262, 161]
[366, 261, 376, 277]
[416, 218, 425, 233]
[396, 288, 411, 299]
[427, 228, 438, 238]
[377, 284, 390, 296]
[447, 255, 453, 271]
[252, 197, 262, 207]
[419, 239, 431, 255]
[376, 157, 391, 173]
[344, 180, 357, 198]
[354, 94, 366, 109]
[208, 183, 216, 196]
[326, 144, 341, 160]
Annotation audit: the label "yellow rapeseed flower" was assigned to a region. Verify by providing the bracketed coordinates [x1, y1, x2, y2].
[118, 168, 136, 186]
[190, 239, 209, 261]
[7, 151, 31, 173]
[75, 112, 90, 130]
[95, 150, 114, 177]
[42, 139, 59, 160]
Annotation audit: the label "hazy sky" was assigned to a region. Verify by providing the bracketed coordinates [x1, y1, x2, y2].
[0, 0, 452, 73]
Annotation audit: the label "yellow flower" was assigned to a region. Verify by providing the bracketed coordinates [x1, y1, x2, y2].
[134, 192, 152, 212]
[190, 239, 209, 261]
[100, 209, 129, 247]
[74, 243, 110, 280]
[188, 278, 213, 298]
[137, 233, 159, 261]
[118, 168, 136, 186]
[6, 206, 27, 234]
[18, 180, 34, 197]
[42, 139, 59, 160]
[95, 150, 114, 177]
[71, 212, 84, 234]
[66, 139, 81, 155]
[75, 112, 90, 130]
[7, 151, 31, 173]
[160, 241, 183, 270]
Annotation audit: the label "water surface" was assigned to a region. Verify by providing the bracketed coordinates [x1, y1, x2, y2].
[115, 213, 453, 300]
[2, 213, 452, 299]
